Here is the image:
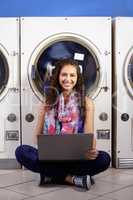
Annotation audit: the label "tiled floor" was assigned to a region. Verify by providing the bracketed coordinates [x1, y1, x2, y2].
[0, 168, 133, 200]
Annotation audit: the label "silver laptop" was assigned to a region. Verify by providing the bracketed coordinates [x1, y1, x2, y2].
[38, 134, 93, 161]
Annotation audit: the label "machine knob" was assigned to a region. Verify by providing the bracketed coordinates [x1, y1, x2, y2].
[7, 113, 17, 122]
[25, 113, 34, 122]
[121, 113, 129, 121]
[99, 112, 108, 121]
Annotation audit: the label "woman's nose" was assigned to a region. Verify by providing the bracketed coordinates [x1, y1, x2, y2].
[66, 75, 72, 81]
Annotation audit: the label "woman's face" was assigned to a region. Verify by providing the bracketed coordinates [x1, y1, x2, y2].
[59, 64, 78, 93]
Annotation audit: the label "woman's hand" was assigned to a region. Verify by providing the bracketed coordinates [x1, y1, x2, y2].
[85, 148, 99, 160]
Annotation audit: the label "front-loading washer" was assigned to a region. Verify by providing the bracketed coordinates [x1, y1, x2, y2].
[113, 17, 133, 168]
[0, 18, 20, 168]
[20, 17, 112, 154]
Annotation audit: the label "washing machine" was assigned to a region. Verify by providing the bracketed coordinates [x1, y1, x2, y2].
[0, 18, 20, 168]
[113, 17, 133, 168]
[20, 17, 112, 154]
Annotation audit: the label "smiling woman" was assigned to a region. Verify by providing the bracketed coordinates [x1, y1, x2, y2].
[15, 58, 110, 190]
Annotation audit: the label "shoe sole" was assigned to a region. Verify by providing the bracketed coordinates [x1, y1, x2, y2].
[86, 176, 91, 190]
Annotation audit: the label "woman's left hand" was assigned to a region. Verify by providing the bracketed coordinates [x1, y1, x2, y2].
[85, 148, 99, 160]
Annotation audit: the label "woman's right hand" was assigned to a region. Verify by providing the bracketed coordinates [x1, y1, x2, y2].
[85, 148, 99, 160]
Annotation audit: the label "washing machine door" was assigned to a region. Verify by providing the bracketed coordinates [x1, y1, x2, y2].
[0, 50, 9, 101]
[124, 51, 133, 99]
[29, 40, 100, 101]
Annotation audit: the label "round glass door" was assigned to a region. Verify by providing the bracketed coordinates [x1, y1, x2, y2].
[127, 55, 133, 92]
[31, 41, 100, 99]
[0, 51, 9, 97]
[124, 52, 133, 99]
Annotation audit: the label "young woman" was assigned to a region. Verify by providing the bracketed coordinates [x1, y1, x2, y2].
[15, 58, 110, 190]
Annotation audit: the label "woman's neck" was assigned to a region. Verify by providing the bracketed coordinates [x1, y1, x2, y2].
[62, 90, 73, 97]
[62, 90, 73, 104]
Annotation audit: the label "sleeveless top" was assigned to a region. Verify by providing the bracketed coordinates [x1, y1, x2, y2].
[43, 91, 84, 135]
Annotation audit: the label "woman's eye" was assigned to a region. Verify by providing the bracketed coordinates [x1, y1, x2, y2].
[70, 74, 76, 77]
[60, 73, 76, 77]
[61, 73, 67, 77]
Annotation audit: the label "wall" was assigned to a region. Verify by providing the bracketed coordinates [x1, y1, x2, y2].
[0, 0, 132, 17]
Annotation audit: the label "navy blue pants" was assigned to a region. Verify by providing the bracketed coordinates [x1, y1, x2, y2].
[15, 145, 110, 181]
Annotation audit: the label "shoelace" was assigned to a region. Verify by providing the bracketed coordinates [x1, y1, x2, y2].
[73, 176, 86, 187]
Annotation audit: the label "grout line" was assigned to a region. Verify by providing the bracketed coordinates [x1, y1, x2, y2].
[87, 194, 116, 200]
[0, 180, 36, 189]
[90, 183, 133, 198]
[10, 187, 67, 200]
[1, 181, 67, 199]
[0, 188, 30, 199]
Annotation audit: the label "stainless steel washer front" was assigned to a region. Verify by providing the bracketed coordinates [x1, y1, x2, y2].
[21, 17, 111, 154]
[0, 18, 20, 169]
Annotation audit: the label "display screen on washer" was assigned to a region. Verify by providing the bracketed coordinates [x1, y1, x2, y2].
[128, 55, 133, 89]
[0, 51, 9, 95]
[31, 41, 100, 98]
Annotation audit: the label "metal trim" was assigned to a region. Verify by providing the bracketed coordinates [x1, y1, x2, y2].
[27, 32, 104, 102]
[118, 158, 133, 168]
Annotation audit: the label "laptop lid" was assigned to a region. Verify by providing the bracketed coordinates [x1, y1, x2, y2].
[38, 134, 93, 161]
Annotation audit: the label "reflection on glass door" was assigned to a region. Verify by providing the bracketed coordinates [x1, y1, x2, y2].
[31, 41, 100, 98]
[128, 54, 133, 91]
[0, 51, 9, 96]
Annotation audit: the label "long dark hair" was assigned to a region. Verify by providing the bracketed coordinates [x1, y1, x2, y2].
[44, 58, 85, 118]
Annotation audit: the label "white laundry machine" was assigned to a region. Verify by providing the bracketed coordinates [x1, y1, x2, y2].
[20, 17, 112, 154]
[113, 17, 133, 168]
[0, 18, 20, 168]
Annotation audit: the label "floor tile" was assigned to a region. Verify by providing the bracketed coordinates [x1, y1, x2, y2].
[0, 188, 28, 200]
[7, 180, 64, 196]
[16, 169, 39, 180]
[103, 186, 133, 200]
[0, 170, 16, 175]
[120, 169, 133, 175]
[94, 168, 122, 180]
[88, 180, 126, 196]
[93, 197, 116, 200]
[96, 172, 133, 186]
[0, 170, 35, 187]
[0, 168, 133, 199]
[23, 187, 97, 200]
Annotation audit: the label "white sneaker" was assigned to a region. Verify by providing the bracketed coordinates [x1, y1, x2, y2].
[73, 175, 91, 190]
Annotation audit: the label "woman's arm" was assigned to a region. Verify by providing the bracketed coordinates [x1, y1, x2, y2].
[33, 103, 46, 144]
[84, 96, 95, 133]
[84, 96, 96, 148]
[84, 96, 98, 159]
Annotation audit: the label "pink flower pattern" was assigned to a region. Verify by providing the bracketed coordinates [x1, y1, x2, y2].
[43, 91, 80, 135]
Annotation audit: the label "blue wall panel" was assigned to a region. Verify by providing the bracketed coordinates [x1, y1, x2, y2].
[0, 0, 132, 17]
